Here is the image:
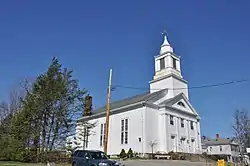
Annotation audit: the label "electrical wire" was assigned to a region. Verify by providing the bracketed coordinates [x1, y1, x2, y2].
[112, 79, 248, 91]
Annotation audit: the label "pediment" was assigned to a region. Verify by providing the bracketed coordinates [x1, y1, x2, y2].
[172, 99, 194, 114]
[158, 93, 199, 116]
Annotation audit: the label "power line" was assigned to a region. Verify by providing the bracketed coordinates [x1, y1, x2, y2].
[112, 79, 249, 91]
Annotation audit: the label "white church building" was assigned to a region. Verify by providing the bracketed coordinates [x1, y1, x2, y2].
[76, 34, 202, 155]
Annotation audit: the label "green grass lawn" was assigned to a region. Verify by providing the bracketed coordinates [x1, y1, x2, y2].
[0, 161, 70, 166]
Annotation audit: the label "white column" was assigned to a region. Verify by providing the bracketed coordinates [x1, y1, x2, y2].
[155, 59, 160, 72]
[164, 57, 168, 68]
[142, 109, 147, 155]
[187, 120, 190, 153]
[196, 121, 201, 153]
[177, 59, 181, 72]
[176, 117, 180, 152]
[164, 114, 167, 152]
[193, 122, 197, 153]
[166, 55, 172, 68]
[166, 114, 170, 152]
[158, 112, 167, 152]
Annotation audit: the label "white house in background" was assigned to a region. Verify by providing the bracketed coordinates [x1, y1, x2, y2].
[76, 33, 202, 156]
[201, 134, 240, 162]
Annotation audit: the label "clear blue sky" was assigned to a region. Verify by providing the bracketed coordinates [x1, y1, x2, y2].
[0, 0, 250, 138]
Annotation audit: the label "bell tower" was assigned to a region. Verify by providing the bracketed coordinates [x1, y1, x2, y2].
[149, 32, 189, 99]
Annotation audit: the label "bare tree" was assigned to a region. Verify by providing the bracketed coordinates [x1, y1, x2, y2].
[0, 102, 9, 123]
[19, 78, 33, 97]
[148, 140, 157, 159]
[232, 109, 250, 156]
[65, 121, 97, 154]
[0, 87, 26, 125]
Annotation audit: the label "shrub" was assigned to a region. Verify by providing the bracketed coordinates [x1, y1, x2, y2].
[127, 148, 133, 158]
[168, 151, 180, 160]
[119, 149, 126, 158]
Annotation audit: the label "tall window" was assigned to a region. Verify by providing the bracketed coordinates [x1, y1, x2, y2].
[100, 123, 106, 146]
[173, 58, 177, 69]
[181, 118, 184, 128]
[83, 127, 89, 148]
[160, 58, 165, 70]
[121, 119, 129, 144]
[125, 119, 128, 144]
[220, 146, 222, 152]
[190, 121, 194, 130]
[170, 115, 174, 125]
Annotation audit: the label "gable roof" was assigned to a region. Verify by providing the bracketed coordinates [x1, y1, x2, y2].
[159, 93, 199, 116]
[92, 89, 167, 114]
[202, 138, 238, 146]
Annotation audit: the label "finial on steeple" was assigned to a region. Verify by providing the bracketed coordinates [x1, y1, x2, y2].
[161, 30, 170, 46]
[160, 30, 173, 54]
[161, 30, 167, 36]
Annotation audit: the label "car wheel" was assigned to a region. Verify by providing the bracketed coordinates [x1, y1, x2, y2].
[72, 162, 77, 166]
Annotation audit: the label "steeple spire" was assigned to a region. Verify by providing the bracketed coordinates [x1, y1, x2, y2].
[161, 30, 170, 46]
[160, 30, 173, 54]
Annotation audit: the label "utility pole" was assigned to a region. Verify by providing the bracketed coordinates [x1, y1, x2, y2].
[104, 69, 113, 154]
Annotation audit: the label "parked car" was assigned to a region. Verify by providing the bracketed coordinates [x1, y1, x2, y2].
[72, 150, 124, 166]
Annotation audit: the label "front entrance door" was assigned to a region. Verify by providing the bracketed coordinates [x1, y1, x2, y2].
[190, 139, 195, 153]
[170, 135, 177, 152]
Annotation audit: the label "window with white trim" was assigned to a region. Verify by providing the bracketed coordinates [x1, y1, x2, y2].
[170, 115, 174, 125]
[121, 118, 129, 144]
[190, 121, 194, 130]
[220, 146, 222, 152]
[181, 118, 184, 128]
[83, 127, 88, 148]
[100, 123, 106, 146]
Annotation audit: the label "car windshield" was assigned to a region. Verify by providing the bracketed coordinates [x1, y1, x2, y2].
[89, 151, 108, 160]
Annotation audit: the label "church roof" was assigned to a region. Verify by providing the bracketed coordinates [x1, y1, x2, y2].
[78, 89, 200, 122]
[92, 89, 165, 114]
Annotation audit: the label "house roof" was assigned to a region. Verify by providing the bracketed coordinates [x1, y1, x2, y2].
[92, 89, 166, 114]
[202, 138, 238, 146]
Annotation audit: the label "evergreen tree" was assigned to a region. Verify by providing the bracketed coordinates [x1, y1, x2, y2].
[127, 148, 133, 158]
[0, 57, 90, 162]
[119, 149, 126, 158]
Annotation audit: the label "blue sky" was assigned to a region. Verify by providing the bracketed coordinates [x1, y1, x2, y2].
[0, 0, 250, 137]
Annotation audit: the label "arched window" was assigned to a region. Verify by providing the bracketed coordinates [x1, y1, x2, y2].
[177, 101, 185, 107]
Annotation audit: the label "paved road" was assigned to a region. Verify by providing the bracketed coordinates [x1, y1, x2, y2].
[121, 160, 211, 166]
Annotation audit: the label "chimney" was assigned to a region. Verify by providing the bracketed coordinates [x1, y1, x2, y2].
[84, 95, 92, 116]
[216, 133, 219, 139]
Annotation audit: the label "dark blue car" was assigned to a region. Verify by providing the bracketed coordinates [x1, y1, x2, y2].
[72, 150, 123, 166]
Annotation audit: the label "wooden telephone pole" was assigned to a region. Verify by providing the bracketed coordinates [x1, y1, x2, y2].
[104, 69, 113, 154]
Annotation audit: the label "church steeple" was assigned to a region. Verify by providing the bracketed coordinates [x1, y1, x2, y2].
[152, 32, 182, 79]
[149, 31, 189, 99]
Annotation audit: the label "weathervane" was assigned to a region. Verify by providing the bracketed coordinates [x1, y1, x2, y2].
[161, 30, 167, 36]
